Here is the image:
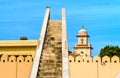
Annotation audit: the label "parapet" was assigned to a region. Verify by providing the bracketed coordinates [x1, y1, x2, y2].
[0, 55, 33, 63]
[69, 55, 120, 64]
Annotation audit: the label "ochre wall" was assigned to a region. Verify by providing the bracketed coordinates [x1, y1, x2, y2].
[0, 55, 32, 78]
[69, 55, 120, 78]
[0, 55, 120, 78]
[0, 32, 119, 77]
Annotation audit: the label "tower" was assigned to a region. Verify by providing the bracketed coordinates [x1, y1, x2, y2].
[73, 25, 93, 57]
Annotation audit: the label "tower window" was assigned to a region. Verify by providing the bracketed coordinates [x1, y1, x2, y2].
[87, 60, 89, 63]
[114, 60, 117, 63]
[81, 39, 84, 44]
[27, 60, 30, 62]
[105, 60, 107, 63]
[19, 60, 21, 62]
[96, 60, 98, 62]
[69, 60, 72, 62]
[11, 60, 13, 62]
[78, 60, 80, 62]
[81, 51, 83, 54]
[3, 60, 5, 62]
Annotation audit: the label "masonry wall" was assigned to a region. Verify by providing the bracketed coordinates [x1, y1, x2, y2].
[69, 55, 120, 78]
[0, 55, 120, 78]
[0, 55, 32, 78]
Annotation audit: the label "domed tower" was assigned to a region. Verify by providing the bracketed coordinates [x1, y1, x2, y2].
[73, 25, 93, 57]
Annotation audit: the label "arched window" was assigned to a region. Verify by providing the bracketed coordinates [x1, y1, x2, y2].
[69, 60, 72, 62]
[105, 60, 107, 63]
[87, 60, 89, 63]
[114, 60, 117, 63]
[81, 51, 84, 54]
[78, 60, 80, 63]
[96, 60, 98, 62]
[81, 39, 84, 44]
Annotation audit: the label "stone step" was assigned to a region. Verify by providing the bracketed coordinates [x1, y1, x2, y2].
[37, 76, 62, 78]
[36, 21, 62, 78]
[40, 60, 62, 63]
[37, 72, 62, 76]
[47, 28, 61, 30]
[39, 63, 62, 67]
[41, 54, 62, 61]
[42, 50, 61, 53]
[41, 56, 62, 59]
[39, 68, 62, 71]
[38, 67, 62, 72]
[41, 52, 62, 57]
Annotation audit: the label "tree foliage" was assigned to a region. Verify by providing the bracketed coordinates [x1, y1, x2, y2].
[99, 45, 120, 58]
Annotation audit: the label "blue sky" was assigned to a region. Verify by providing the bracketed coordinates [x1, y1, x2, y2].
[0, 0, 120, 56]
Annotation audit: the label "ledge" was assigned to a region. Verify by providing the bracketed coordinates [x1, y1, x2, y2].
[0, 40, 38, 47]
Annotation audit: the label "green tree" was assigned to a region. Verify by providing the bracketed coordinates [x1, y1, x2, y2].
[99, 45, 120, 58]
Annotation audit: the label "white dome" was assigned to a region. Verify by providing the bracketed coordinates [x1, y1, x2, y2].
[77, 26, 89, 37]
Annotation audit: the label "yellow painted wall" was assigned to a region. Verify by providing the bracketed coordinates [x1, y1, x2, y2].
[0, 40, 37, 57]
[0, 46, 36, 56]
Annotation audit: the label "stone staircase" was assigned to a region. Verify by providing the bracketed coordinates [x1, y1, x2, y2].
[37, 20, 62, 78]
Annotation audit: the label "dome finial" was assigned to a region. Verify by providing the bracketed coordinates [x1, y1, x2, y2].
[82, 25, 84, 29]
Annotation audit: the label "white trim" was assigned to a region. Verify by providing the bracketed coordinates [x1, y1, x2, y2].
[29, 8, 50, 78]
[62, 8, 70, 78]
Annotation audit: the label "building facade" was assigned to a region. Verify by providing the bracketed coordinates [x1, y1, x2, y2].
[0, 27, 120, 78]
[0, 8, 120, 78]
